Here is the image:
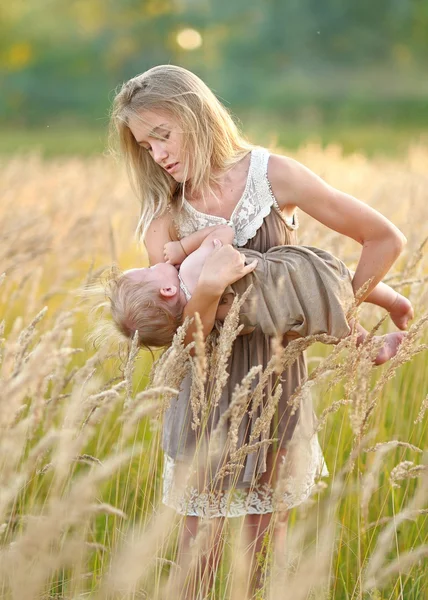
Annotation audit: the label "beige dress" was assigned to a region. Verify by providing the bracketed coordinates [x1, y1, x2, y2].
[232, 245, 354, 339]
[162, 147, 329, 517]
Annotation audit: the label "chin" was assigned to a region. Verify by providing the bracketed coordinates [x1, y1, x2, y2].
[171, 173, 185, 183]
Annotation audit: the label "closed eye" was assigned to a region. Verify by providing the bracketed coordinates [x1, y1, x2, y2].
[140, 131, 170, 152]
[152, 132, 170, 143]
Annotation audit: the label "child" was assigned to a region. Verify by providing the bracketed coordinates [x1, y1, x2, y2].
[109, 224, 412, 364]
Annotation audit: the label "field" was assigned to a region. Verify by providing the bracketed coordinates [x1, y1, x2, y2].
[0, 143, 427, 600]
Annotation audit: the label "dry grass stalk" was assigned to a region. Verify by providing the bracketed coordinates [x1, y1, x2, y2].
[414, 392, 428, 424]
[205, 289, 250, 410]
[316, 398, 352, 432]
[364, 545, 428, 591]
[209, 365, 262, 457]
[151, 318, 192, 404]
[11, 306, 48, 376]
[0, 445, 143, 600]
[389, 461, 428, 488]
[347, 338, 379, 439]
[189, 313, 207, 431]
[402, 234, 428, 280]
[365, 441, 424, 454]
[98, 506, 176, 598]
[361, 313, 428, 433]
[361, 439, 425, 524]
[249, 382, 282, 443]
[123, 330, 141, 405]
[287, 333, 354, 419]
[391, 274, 428, 289]
[363, 471, 428, 588]
[365, 509, 428, 531]
[229, 438, 277, 464]
[250, 333, 340, 422]
[120, 398, 162, 441]
[89, 502, 127, 519]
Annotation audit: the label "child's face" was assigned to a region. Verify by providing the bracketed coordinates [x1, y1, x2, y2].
[125, 263, 186, 306]
[128, 110, 188, 182]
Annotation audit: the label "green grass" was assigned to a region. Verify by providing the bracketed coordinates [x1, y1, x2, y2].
[244, 118, 428, 157]
[1, 122, 427, 158]
[0, 126, 109, 157]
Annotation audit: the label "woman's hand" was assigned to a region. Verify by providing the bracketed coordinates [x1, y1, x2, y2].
[198, 240, 258, 295]
[181, 240, 257, 345]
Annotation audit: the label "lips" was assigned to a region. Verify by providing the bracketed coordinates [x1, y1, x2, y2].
[164, 162, 179, 174]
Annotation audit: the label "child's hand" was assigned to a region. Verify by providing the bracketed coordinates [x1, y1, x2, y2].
[163, 241, 186, 265]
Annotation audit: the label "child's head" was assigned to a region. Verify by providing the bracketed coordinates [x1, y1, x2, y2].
[108, 264, 186, 348]
[109, 65, 250, 240]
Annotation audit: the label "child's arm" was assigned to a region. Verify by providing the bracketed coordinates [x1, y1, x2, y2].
[164, 225, 235, 265]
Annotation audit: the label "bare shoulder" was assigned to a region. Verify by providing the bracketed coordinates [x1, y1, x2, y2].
[267, 152, 325, 209]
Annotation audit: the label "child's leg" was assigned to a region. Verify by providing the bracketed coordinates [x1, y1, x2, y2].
[351, 278, 413, 365]
[353, 321, 406, 365]
[362, 281, 413, 330]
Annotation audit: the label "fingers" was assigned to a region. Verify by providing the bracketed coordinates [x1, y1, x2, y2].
[242, 259, 258, 275]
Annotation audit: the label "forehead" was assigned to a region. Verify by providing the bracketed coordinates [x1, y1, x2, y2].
[128, 109, 175, 141]
[123, 268, 149, 282]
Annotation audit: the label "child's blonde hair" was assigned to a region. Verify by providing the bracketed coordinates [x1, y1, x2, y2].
[109, 272, 183, 348]
[109, 64, 251, 241]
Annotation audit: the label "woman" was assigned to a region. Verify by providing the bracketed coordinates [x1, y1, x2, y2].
[110, 64, 408, 595]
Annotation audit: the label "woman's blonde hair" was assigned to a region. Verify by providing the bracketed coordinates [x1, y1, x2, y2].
[109, 272, 184, 348]
[109, 64, 252, 241]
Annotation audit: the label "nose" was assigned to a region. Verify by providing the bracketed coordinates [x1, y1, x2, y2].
[152, 143, 168, 164]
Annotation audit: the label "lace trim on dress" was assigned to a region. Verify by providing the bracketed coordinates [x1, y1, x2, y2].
[162, 427, 329, 518]
[178, 272, 192, 301]
[173, 148, 298, 247]
[265, 172, 299, 231]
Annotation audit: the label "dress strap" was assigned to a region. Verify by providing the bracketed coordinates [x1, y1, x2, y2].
[178, 272, 192, 301]
[255, 148, 299, 232]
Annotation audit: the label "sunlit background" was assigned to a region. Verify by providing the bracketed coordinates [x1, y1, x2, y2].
[0, 5, 427, 599]
[1, 0, 427, 155]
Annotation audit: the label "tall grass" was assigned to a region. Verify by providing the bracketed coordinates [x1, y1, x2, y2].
[0, 144, 427, 599]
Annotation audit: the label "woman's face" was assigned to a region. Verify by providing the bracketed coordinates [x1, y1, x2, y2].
[128, 110, 188, 182]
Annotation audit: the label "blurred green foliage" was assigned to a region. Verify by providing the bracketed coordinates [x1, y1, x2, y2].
[1, 0, 427, 133]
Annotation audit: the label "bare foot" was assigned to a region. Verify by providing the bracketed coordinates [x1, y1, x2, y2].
[389, 294, 414, 330]
[374, 332, 406, 365]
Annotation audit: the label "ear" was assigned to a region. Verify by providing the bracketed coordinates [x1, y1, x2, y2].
[160, 285, 178, 298]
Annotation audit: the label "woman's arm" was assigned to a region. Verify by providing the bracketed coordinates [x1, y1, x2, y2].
[144, 213, 177, 265]
[268, 155, 406, 302]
